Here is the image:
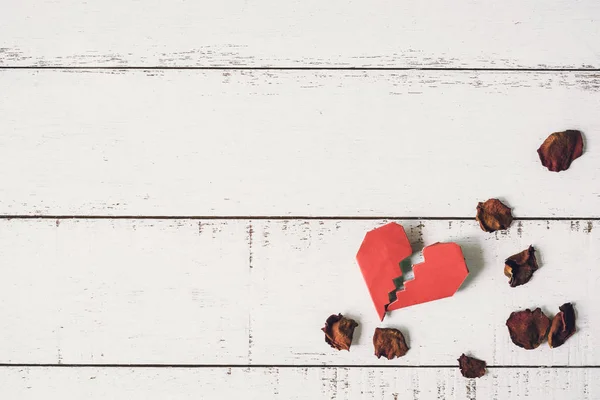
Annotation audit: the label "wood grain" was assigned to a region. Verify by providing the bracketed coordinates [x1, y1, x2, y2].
[2, 366, 597, 399]
[250, 219, 597, 366]
[0, 218, 596, 366]
[0, 219, 251, 364]
[1, 70, 599, 217]
[1, 0, 600, 68]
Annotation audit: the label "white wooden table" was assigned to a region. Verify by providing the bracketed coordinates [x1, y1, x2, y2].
[1, 1, 599, 398]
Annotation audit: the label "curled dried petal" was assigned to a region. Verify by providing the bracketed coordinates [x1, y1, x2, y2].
[476, 199, 513, 233]
[506, 308, 551, 350]
[321, 314, 358, 351]
[458, 354, 487, 378]
[373, 327, 409, 359]
[548, 303, 576, 348]
[537, 130, 584, 172]
[504, 246, 539, 287]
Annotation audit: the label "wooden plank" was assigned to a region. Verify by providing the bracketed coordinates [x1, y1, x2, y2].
[3, 366, 598, 399]
[0, 219, 252, 364]
[0, 219, 597, 365]
[1, 1, 600, 68]
[1, 70, 599, 217]
[250, 219, 598, 366]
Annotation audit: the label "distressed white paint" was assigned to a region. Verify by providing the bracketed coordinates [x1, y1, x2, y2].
[0, 219, 252, 364]
[3, 366, 598, 399]
[1, 70, 599, 217]
[0, 218, 596, 366]
[2, 3, 598, 398]
[251, 219, 597, 366]
[1, 0, 600, 68]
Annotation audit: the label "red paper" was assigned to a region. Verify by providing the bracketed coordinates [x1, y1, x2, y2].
[356, 222, 469, 320]
[356, 223, 412, 321]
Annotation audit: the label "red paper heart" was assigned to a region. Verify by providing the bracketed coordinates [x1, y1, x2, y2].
[356, 222, 469, 320]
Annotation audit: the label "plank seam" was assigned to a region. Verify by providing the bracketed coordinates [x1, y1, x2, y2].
[0, 216, 598, 221]
[0, 364, 597, 368]
[2, 66, 600, 72]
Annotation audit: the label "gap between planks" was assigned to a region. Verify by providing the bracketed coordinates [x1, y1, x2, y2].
[1, 216, 600, 221]
[2, 67, 600, 72]
[0, 364, 598, 369]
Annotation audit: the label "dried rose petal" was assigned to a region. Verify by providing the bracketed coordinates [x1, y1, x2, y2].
[506, 308, 551, 350]
[537, 130, 584, 172]
[476, 198, 514, 233]
[373, 327, 409, 359]
[548, 303, 576, 348]
[504, 246, 539, 287]
[458, 354, 487, 378]
[321, 314, 358, 351]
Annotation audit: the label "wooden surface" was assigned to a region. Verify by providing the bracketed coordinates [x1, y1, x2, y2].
[2, 1, 599, 398]
[0, 218, 597, 367]
[1, 70, 599, 217]
[2, 367, 597, 399]
[1, 0, 600, 68]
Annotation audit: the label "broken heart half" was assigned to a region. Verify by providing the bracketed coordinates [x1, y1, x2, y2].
[356, 222, 469, 320]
